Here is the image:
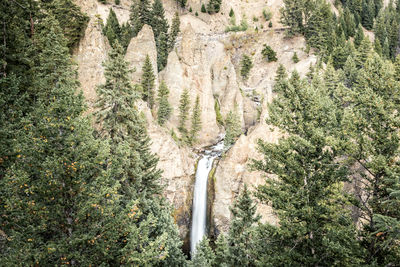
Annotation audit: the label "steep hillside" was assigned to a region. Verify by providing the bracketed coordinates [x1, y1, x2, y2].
[72, 0, 318, 237]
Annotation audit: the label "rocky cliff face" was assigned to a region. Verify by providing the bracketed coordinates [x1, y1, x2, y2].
[72, 0, 317, 237]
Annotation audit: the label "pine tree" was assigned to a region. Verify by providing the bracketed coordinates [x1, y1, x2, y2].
[176, 0, 187, 8]
[43, 0, 89, 50]
[361, 0, 374, 30]
[130, 0, 152, 36]
[141, 55, 156, 108]
[213, 234, 229, 267]
[224, 108, 242, 149]
[252, 70, 364, 266]
[355, 37, 373, 68]
[0, 15, 123, 266]
[156, 32, 169, 71]
[342, 53, 400, 265]
[157, 80, 172, 125]
[201, 4, 207, 13]
[169, 12, 181, 50]
[275, 64, 288, 83]
[103, 8, 121, 47]
[354, 23, 365, 48]
[262, 44, 278, 62]
[189, 238, 215, 267]
[226, 185, 260, 266]
[280, 0, 304, 35]
[95, 42, 162, 197]
[207, 0, 222, 14]
[95, 41, 186, 266]
[292, 52, 299, 63]
[151, 0, 169, 39]
[120, 22, 133, 51]
[189, 95, 202, 144]
[178, 88, 190, 135]
[240, 54, 253, 80]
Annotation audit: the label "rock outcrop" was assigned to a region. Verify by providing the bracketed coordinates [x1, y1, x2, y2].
[160, 23, 245, 148]
[125, 25, 159, 89]
[73, 18, 110, 110]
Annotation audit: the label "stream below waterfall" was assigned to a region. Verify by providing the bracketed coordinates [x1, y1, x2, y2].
[190, 141, 225, 255]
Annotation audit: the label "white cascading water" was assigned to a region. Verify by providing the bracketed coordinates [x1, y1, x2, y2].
[191, 141, 224, 255]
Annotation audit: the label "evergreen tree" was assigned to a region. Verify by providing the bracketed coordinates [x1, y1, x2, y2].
[252, 70, 364, 266]
[157, 32, 169, 71]
[141, 55, 156, 108]
[176, 0, 187, 8]
[189, 95, 202, 144]
[224, 108, 242, 149]
[280, 0, 304, 35]
[355, 37, 373, 68]
[151, 0, 169, 39]
[130, 0, 152, 36]
[169, 12, 181, 50]
[275, 64, 288, 83]
[189, 238, 215, 267]
[213, 234, 229, 267]
[292, 52, 299, 63]
[240, 54, 253, 80]
[201, 4, 207, 13]
[342, 53, 400, 265]
[42, 0, 89, 50]
[95, 42, 161, 197]
[157, 81, 172, 125]
[361, 0, 374, 30]
[95, 41, 186, 266]
[1, 15, 121, 266]
[120, 22, 134, 51]
[262, 44, 278, 62]
[207, 0, 222, 14]
[178, 88, 190, 135]
[226, 185, 260, 266]
[103, 8, 121, 47]
[354, 23, 365, 48]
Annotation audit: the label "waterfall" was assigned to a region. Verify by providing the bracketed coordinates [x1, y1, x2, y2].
[191, 141, 224, 255]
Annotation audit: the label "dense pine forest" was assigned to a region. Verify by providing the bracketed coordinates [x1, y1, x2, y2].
[1, 0, 400, 266]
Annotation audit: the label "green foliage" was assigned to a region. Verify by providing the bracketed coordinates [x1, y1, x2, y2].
[189, 238, 215, 267]
[201, 4, 207, 13]
[252, 69, 365, 266]
[229, 8, 234, 17]
[151, 0, 169, 39]
[176, 0, 187, 8]
[103, 9, 132, 51]
[354, 23, 365, 48]
[178, 88, 190, 135]
[263, 8, 272, 21]
[195, 11, 199, 16]
[189, 95, 202, 144]
[225, 16, 248, 32]
[268, 21, 273, 27]
[214, 98, 224, 126]
[207, 0, 222, 14]
[169, 12, 181, 50]
[292, 51, 299, 63]
[261, 44, 278, 62]
[157, 81, 172, 126]
[103, 8, 121, 47]
[130, 0, 152, 36]
[141, 55, 156, 108]
[240, 54, 253, 80]
[156, 32, 169, 71]
[226, 185, 260, 266]
[224, 108, 242, 149]
[42, 0, 89, 51]
[115, 0, 120, 4]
